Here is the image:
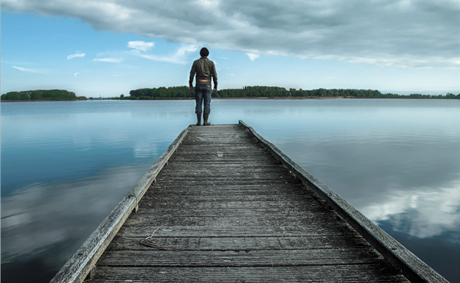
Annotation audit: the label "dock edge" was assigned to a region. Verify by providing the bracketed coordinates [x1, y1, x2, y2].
[50, 126, 191, 283]
[238, 120, 448, 283]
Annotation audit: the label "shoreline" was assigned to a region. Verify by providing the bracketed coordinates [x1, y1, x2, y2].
[3, 96, 459, 102]
[1, 100, 87, 103]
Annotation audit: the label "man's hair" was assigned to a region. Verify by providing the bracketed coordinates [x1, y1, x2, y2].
[200, 47, 209, 57]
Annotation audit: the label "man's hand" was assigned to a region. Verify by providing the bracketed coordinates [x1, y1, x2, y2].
[213, 87, 217, 93]
[189, 85, 193, 92]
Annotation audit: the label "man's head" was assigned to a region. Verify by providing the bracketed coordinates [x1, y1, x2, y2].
[200, 47, 209, 57]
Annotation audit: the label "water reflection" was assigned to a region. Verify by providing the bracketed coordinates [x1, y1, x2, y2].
[361, 180, 460, 238]
[1, 101, 190, 197]
[2, 99, 459, 282]
[260, 109, 460, 245]
[220, 99, 460, 282]
[1, 163, 154, 281]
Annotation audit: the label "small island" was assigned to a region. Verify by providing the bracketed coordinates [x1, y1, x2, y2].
[1, 89, 87, 102]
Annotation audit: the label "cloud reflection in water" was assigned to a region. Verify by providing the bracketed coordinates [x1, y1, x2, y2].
[361, 180, 460, 239]
[2, 163, 152, 265]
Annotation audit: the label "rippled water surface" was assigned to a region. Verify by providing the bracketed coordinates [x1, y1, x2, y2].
[2, 99, 459, 282]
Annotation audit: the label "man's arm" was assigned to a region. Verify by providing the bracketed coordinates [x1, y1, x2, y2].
[189, 61, 196, 91]
[212, 62, 218, 92]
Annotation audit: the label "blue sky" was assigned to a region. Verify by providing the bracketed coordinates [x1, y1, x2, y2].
[1, 0, 459, 98]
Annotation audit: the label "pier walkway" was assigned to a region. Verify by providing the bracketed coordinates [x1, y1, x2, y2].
[52, 122, 447, 282]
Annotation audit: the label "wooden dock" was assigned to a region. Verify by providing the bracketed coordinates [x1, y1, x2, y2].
[51, 121, 448, 282]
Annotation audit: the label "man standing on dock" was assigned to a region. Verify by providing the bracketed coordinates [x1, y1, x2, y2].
[189, 47, 218, 126]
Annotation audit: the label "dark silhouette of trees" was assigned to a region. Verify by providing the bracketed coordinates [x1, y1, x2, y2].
[127, 86, 460, 100]
[1, 90, 86, 101]
[129, 86, 190, 99]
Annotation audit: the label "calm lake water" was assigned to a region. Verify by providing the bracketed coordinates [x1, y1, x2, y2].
[1, 99, 459, 282]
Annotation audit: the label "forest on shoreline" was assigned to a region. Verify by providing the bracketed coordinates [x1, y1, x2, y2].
[126, 86, 459, 100]
[2, 87, 459, 102]
[1, 90, 87, 101]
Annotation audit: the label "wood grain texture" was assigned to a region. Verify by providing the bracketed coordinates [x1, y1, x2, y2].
[84, 124, 418, 282]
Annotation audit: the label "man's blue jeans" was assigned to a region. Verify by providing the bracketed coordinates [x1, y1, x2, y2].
[195, 84, 211, 114]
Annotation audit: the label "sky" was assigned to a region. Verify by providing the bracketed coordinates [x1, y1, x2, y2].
[1, 0, 459, 98]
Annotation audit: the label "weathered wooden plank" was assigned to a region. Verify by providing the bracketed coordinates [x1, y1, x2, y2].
[143, 192, 312, 202]
[161, 157, 289, 166]
[145, 184, 313, 197]
[173, 144, 261, 150]
[124, 215, 337, 228]
[108, 235, 369, 251]
[122, 210, 342, 226]
[138, 200, 320, 211]
[170, 154, 277, 163]
[154, 177, 300, 185]
[88, 265, 408, 283]
[181, 134, 254, 143]
[97, 248, 380, 267]
[116, 224, 349, 238]
[134, 199, 329, 214]
[159, 167, 289, 178]
[141, 186, 315, 198]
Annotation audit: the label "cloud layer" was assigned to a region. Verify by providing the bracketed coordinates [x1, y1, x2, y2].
[3, 0, 459, 68]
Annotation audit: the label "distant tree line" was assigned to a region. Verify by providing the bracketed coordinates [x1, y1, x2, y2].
[1, 90, 86, 101]
[127, 86, 190, 99]
[124, 86, 460, 100]
[218, 86, 460, 99]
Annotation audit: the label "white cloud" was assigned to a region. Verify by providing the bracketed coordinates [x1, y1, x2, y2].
[2, 0, 460, 68]
[92, 57, 124, 63]
[128, 41, 154, 52]
[74, 72, 79, 77]
[134, 44, 198, 64]
[67, 52, 86, 60]
[13, 66, 44, 73]
[247, 53, 260, 61]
